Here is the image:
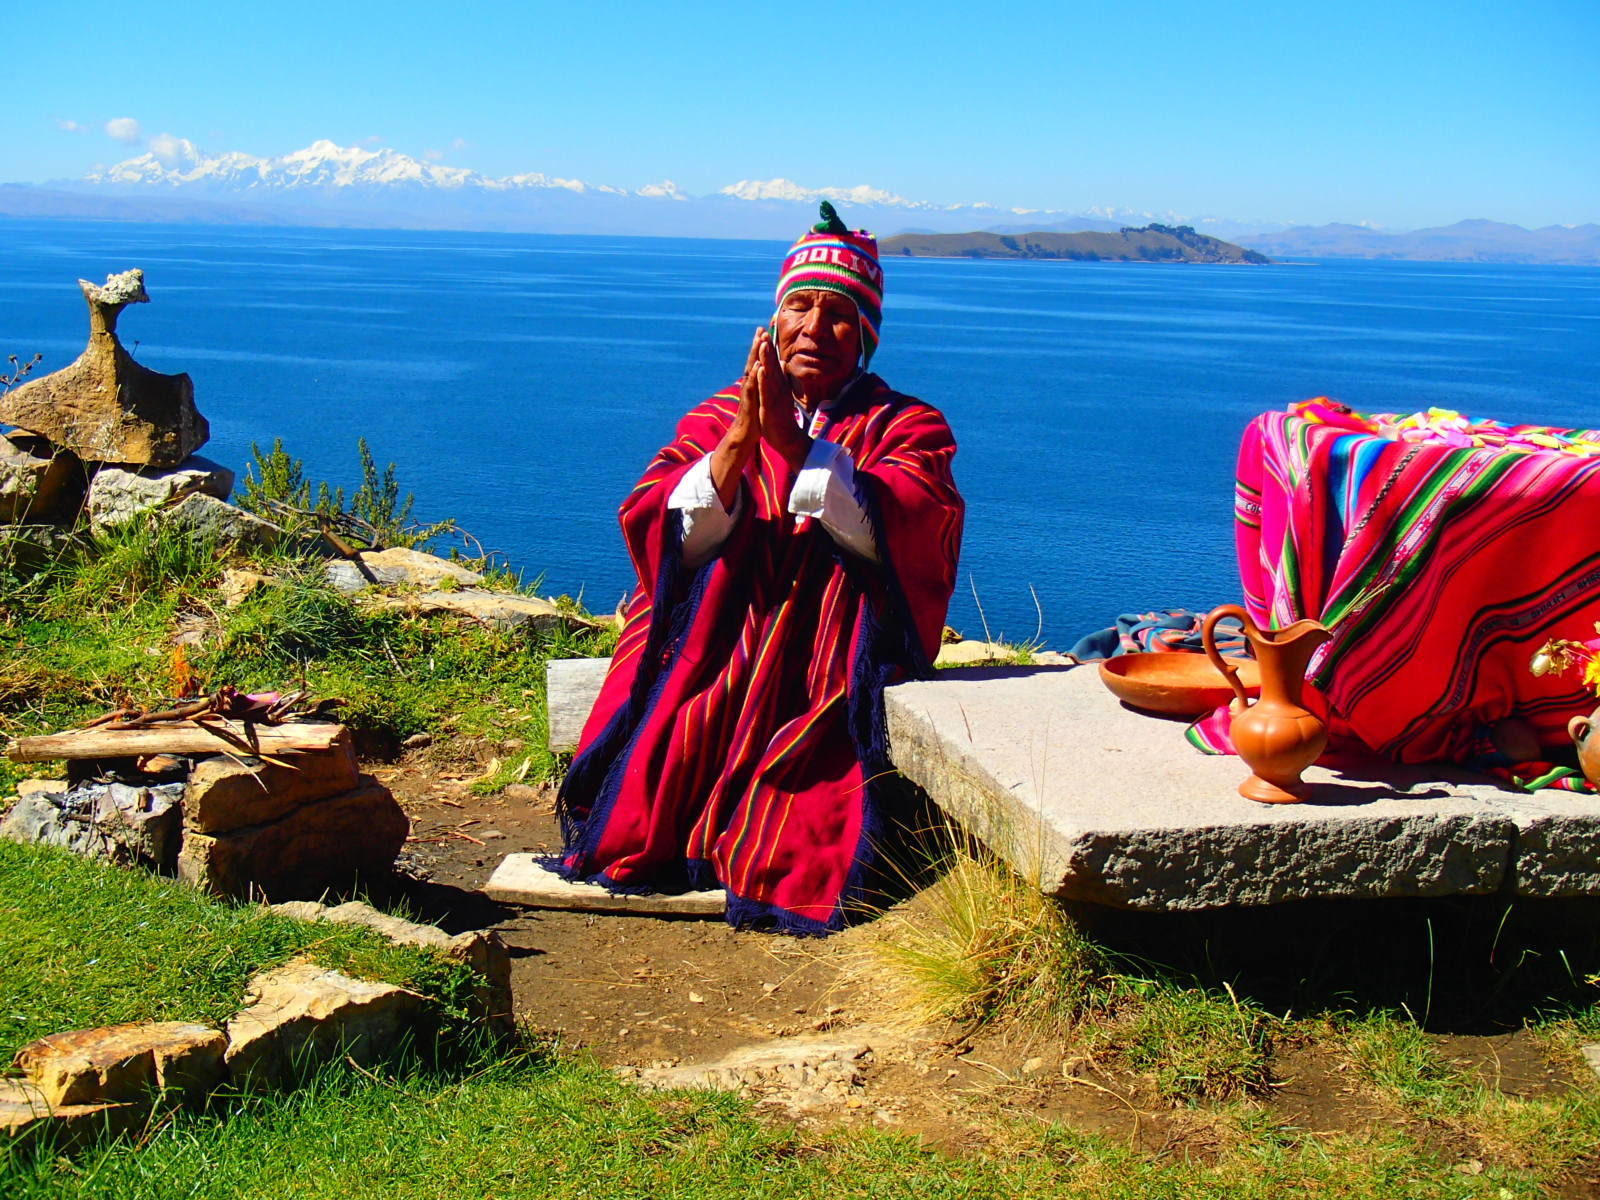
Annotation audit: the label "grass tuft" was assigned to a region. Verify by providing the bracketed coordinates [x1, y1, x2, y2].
[866, 843, 1114, 1030]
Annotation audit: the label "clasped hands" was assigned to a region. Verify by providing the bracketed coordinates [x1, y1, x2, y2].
[709, 327, 812, 510]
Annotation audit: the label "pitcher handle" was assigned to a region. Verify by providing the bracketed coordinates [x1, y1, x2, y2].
[1570, 714, 1593, 749]
[1203, 604, 1256, 711]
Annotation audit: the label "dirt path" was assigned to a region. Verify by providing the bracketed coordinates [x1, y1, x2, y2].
[368, 755, 1598, 1169]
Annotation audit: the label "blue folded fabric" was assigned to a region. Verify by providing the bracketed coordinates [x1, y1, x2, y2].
[1065, 608, 1249, 661]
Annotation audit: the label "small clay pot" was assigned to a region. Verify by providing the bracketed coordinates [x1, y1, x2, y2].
[1569, 709, 1600, 786]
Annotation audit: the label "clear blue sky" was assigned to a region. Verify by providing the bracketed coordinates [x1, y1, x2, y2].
[8, 0, 1598, 229]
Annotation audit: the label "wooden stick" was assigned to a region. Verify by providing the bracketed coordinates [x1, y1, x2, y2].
[7, 721, 345, 763]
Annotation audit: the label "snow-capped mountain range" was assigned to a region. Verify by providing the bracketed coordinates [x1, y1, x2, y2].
[6, 139, 1592, 262]
[47, 138, 1246, 240]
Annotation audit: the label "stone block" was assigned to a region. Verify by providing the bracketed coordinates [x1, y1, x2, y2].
[177, 779, 408, 901]
[324, 547, 484, 593]
[12, 1021, 225, 1107]
[184, 734, 360, 834]
[85, 455, 235, 529]
[223, 957, 423, 1089]
[486, 853, 725, 916]
[547, 657, 612, 751]
[0, 432, 84, 522]
[0, 1079, 140, 1150]
[885, 666, 1521, 910]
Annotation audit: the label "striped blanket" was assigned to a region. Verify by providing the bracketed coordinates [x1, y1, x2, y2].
[1235, 402, 1600, 763]
[556, 374, 963, 933]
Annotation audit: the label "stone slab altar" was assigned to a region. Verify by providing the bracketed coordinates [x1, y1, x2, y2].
[541, 657, 1600, 910]
[885, 665, 1600, 909]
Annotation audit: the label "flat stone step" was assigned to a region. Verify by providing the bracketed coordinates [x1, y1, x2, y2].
[485, 853, 725, 916]
[885, 665, 1600, 909]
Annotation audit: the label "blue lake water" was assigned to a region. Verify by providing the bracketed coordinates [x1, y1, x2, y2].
[3, 220, 1599, 646]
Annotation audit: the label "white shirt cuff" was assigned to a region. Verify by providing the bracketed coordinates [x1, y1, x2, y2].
[788, 440, 879, 562]
[669, 455, 741, 569]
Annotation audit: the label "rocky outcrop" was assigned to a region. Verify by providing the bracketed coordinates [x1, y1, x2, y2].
[324, 546, 485, 592]
[85, 456, 235, 529]
[157, 493, 281, 548]
[0, 270, 207, 468]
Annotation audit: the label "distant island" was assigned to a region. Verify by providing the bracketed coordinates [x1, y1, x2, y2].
[880, 224, 1271, 264]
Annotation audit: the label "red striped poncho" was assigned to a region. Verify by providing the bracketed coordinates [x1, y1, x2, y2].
[1236, 407, 1600, 763]
[556, 374, 963, 933]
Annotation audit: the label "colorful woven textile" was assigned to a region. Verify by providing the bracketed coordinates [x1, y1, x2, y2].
[555, 375, 962, 934]
[1235, 402, 1600, 763]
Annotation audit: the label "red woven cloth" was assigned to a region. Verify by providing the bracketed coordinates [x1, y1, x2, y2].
[1235, 405, 1600, 763]
[557, 375, 963, 933]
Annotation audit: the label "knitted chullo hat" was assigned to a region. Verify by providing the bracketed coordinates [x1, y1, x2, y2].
[773, 201, 884, 367]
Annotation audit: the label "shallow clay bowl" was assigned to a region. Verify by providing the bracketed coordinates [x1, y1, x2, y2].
[1098, 653, 1261, 717]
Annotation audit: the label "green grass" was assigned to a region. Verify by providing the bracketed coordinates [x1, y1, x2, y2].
[0, 520, 617, 794]
[0, 839, 477, 1059]
[0, 1051, 1579, 1199]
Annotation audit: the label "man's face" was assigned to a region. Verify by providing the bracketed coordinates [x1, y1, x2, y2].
[774, 289, 861, 398]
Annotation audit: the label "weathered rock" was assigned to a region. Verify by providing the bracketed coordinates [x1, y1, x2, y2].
[177, 779, 408, 900]
[547, 656, 612, 751]
[0, 431, 85, 522]
[219, 567, 274, 607]
[13, 1021, 226, 1107]
[628, 1032, 875, 1103]
[0, 782, 182, 871]
[0, 270, 207, 468]
[324, 547, 484, 593]
[223, 957, 423, 1089]
[1029, 650, 1075, 666]
[486, 853, 725, 916]
[184, 735, 361, 834]
[155, 493, 281, 548]
[271, 899, 514, 1033]
[0, 1078, 140, 1149]
[85, 455, 235, 530]
[363, 587, 577, 632]
[1502, 792, 1600, 896]
[885, 666, 1519, 909]
[934, 639, 1011, 667]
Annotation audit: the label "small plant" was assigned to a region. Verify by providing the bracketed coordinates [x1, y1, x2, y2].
[0, 352, 43, 393]
[238, 437, 457, 551]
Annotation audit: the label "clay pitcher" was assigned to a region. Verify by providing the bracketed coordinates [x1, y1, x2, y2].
[1202, 604, 1333, 804]
[1569, 709, 1600, 787]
